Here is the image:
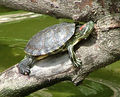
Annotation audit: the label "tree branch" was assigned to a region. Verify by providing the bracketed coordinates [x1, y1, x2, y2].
[0, 0, 120, 97]
[0, 0, 119, 21]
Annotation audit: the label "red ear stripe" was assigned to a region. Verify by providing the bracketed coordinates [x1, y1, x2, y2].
[79, 24, 86, 31]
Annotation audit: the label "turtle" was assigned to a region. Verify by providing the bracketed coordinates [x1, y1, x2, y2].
[18, 21, 94, 75]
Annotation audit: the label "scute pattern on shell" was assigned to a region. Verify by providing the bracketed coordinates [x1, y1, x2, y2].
[25, 23, 75, 56]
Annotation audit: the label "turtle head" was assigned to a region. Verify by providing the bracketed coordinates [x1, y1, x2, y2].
[76, 21, 94, 39]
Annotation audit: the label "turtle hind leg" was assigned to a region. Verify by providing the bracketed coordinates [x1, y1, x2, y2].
[18, 56, 33, 75]
[67, 45, 82, 67]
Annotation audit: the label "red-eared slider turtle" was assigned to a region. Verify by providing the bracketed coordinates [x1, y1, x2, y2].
[18, 21, 94, 75]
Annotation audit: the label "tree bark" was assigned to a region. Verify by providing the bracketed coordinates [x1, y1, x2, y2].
[0, 0, 120, 97]
[0, 0, 119, 21]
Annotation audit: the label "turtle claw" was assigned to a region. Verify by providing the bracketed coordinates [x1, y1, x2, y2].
[73, 58, 82, 67]
[23, 68, 30, 75]
[76, 58, 82, 64]
[18, 65, 30, 75]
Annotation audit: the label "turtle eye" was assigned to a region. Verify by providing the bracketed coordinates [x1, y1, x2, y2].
[79, 24, 86, 31]
[79, 26, 87, 35]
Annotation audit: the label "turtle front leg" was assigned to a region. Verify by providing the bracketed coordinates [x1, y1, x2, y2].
[67, 45, 82, 67]
[18, 56, 34, 75]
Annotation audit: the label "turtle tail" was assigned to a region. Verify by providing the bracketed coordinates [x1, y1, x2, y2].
[18, 56, 34, 75]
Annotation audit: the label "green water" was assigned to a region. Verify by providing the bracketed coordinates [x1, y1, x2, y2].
[0, 9, 120, 97]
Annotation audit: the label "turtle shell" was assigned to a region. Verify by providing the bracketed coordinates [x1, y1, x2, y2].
[25, 23, 75, 56]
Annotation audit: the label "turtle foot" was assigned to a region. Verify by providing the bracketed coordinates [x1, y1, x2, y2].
[73, 58, 82, 67]
[18, 64, 30, 75]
